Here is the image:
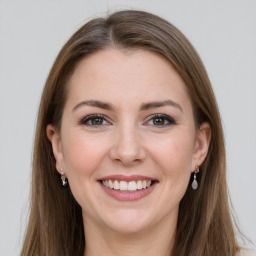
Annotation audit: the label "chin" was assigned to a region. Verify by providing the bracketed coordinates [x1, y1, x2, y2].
[101, 208, 154, 234]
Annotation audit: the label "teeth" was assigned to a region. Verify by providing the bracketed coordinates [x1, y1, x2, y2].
[102, 179, 152, 191]
[113, 180, 119, 190]
[128, 181, 137, 191]
[120, 181, 128, 191]
[109, 180, 114, 189]
[137, 180, 142, 189]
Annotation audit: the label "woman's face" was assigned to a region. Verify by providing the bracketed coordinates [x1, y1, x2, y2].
[48, 48, 210, 234]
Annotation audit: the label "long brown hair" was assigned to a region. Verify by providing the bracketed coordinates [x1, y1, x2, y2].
[21, 10, 240, 256]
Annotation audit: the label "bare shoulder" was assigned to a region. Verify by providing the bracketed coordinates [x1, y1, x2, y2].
[237, 250, 256, 256]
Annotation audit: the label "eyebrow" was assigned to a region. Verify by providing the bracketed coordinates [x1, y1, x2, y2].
[72, 99, 182, 112]
[140, 100, 183, 112]
[72, 100, 113, 112]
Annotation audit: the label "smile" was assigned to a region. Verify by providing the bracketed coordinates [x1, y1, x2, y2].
[101, 180, 152, 192]
[99, 175, 158, 201]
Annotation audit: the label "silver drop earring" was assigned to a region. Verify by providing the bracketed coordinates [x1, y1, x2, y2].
[60, 168, 67, 186]
[191, 166, 199, 190]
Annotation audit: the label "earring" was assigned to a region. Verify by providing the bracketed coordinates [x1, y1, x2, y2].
[191, 165, 199, 190]
[60, 168, 67, 186]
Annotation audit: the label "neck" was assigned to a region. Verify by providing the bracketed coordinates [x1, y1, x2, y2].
[83, 212, 177, 256]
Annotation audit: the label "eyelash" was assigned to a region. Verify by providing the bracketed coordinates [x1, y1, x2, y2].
[79, 114, 110, 126]
[79, 114, 176, 127]
[146, 114, 176, 127]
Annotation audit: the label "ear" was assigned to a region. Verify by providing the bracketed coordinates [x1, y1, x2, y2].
[46, 124, 64, 174]
[192, 122, 211, 170]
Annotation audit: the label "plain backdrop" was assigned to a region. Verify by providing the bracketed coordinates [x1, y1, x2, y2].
[0, 0, 255, 255]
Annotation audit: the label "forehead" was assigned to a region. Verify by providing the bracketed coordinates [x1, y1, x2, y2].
[67, 48, 192, 111]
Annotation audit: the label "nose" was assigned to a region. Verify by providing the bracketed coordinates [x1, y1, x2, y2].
[109, 124, 146, 166]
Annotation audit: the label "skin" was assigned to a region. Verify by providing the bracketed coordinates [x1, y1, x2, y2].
[47, 48, 211, 256]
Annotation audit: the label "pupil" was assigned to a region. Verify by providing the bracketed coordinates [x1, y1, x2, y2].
[92, 118, 103, 125]
[154, 118, 164, 125]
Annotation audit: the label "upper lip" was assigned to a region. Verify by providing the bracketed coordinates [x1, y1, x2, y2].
[99, 175, 157, 182]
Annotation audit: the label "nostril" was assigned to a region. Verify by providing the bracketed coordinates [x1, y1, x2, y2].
[109, 135, 146, 164]
[110, 151, 145, 166]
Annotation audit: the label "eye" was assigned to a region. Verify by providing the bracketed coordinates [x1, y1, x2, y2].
[146, 114, 176, 127]
[79, 114, 110, 126]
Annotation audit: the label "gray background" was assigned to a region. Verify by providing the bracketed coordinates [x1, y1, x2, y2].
[0, 0, 255, 255]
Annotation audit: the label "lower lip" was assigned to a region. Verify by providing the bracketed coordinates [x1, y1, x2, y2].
[99, 182, 157, 201]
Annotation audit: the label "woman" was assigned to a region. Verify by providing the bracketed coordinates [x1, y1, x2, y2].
[21, 10, 254, 256]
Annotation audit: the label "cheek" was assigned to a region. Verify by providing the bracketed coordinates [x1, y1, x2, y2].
[151, 132, 195, 173]
[62, 131, 108, 178]
[60, 131, 109, 215]
[148, 131, 195, 203]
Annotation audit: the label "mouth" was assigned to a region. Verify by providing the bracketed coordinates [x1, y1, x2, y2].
[98, 175, 158, 201]
[100, 179, 155, 192]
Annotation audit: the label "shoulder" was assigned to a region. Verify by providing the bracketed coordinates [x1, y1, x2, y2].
[237, 250, 256, 256]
